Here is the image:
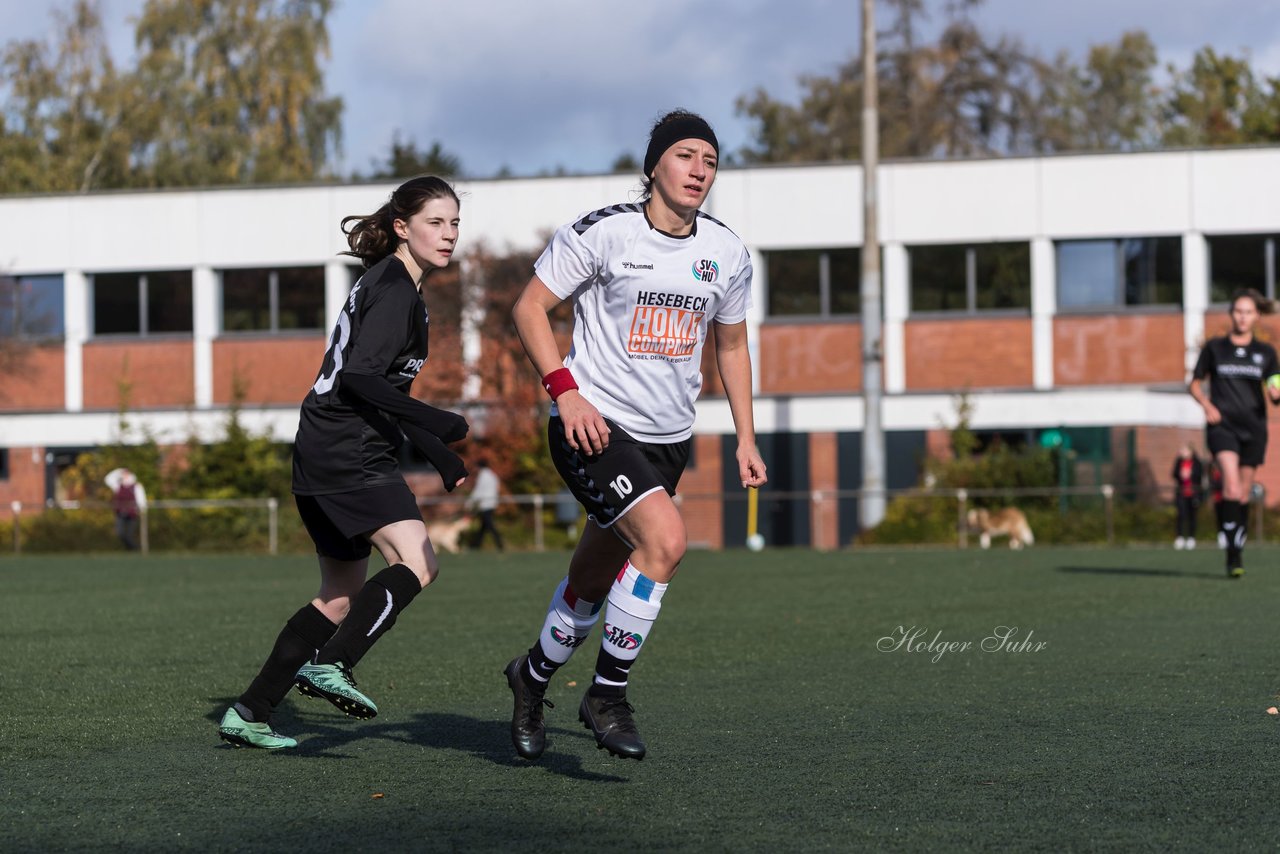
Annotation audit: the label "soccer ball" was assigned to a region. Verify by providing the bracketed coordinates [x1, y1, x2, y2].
[746, 533, 766, 552]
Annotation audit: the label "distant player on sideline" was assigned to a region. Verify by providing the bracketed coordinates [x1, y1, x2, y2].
[219, 176, 469, 749]
[503, 109, 768, 761]
[1188, 287, 1280, 578]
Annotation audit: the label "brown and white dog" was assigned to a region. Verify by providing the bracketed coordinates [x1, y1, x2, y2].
[967, 507, 1035, 550]
[426, 514, 473, 554]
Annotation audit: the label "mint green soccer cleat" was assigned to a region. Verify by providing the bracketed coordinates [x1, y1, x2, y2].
[294, 662, 378, 719]
[218, 707, 297, 750]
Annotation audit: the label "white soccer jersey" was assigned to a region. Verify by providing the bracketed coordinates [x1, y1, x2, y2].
[535, 202, 753, 443]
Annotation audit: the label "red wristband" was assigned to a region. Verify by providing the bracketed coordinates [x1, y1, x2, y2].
[542, 367, 578, 401]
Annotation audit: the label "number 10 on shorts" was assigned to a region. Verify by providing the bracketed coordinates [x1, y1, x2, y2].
[610, 475, 633, 499]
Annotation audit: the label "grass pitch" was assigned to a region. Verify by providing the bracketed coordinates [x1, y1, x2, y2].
[4, 545, 1280, 851]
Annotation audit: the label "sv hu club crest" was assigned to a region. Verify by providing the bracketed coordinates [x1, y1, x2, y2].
[692, 259, 719, 283]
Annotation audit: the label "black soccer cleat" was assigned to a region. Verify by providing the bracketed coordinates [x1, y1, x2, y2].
[579, 686, 646, 760]
[504, 656, 553, 760]
[1226, 549, 1244, 579]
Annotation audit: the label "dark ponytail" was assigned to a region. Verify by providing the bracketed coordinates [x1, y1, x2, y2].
[341, 175, 460, 268]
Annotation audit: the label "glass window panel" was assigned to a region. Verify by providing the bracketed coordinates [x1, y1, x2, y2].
[1122, 237, 1181, 305]
[974, 243, 1030, 310]
[93, 272, 141, 334]
[1209, 234, 1271, 303]
[276, 266, 325, 330]
[1056, 241, 1118, 309]
[910, 244, 967, 312]
[0, 275, 64, 338]
[146, 270, 192, 333]
[828, 248, 861, 315]
[0, 278, 13, 335]
[767, 250, 822, 316]
[222, 268, 270, 331]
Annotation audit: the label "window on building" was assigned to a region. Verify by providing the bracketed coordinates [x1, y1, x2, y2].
[766, 248, 860, 317]
[909, 242, 1031, 313]
[0, 448, 8, 481]
[1208, 234, 1278, 303]
[1056, 237, 1182, 310]
[92, 270, 193, 335]
[0, 274, 64, 339]
[222, 266, 325, 332]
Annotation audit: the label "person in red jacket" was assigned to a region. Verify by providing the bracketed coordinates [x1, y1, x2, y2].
[1170, 444, 1203, 549]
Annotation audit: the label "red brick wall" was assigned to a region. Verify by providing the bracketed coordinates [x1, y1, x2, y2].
[904, 317, 1033, 391]
[83, 340, 194, 409]
[759, 322, 862, 394]
[0, 445, 47, 509]
[0, 346, 64, 411]
[213, 336, 325, 405]
[809, 432, 839, 549]
[1054, 314, 1185, 386]
[679, 433, 724, 549]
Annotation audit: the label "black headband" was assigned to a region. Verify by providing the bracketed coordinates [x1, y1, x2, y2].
[643, 116, 719, 177]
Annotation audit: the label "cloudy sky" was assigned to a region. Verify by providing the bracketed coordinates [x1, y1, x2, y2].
[6, 0, 1280, 178]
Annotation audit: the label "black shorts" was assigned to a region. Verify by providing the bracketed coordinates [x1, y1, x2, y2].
[295, 482, 422, 561]
[548, 416, 690, 529]
[1207, 422, 1268, 468]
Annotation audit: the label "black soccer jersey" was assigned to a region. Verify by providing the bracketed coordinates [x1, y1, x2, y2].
[293, 256, 430, 495]
[1193, 335, 1280, 427]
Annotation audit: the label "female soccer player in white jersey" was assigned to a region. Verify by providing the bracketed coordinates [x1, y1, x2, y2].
[1189, 287, 1280, 579]
[504, 110, 768, 760]
[219, 176, 470, 749]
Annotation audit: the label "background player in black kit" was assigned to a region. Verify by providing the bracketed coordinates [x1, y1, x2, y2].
[1188, 288, 1280, 579]
[219, 176, 469, 749]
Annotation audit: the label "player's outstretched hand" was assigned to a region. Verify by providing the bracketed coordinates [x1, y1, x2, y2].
[737, 444, 767, 489]
[557, 390, 610, 456]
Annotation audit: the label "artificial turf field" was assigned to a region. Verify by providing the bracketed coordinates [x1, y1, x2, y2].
[5, 546, 1280, 851]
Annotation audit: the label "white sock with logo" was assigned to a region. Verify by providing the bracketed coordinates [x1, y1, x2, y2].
[593, 560, 667, 688]
[526, 576, 602, 685]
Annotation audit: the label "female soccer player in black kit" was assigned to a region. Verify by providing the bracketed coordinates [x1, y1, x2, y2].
[1189, 288, 1280, 579]
[219, 176, 469, 749]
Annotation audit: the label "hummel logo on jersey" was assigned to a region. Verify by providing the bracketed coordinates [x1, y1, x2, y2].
[622, 261, 653, 270]
[693, 259, 719, 282]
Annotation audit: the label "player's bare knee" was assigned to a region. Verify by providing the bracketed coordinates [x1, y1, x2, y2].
[401, 556, 439, 589]
[638, 530, 686, 577]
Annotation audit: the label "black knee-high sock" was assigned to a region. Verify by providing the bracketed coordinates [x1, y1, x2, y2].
[1222, 500, 1243, 563]
[1236, 501, 1249, 551]
[315, 564, 422, 669]
[237, 603, 337, 722]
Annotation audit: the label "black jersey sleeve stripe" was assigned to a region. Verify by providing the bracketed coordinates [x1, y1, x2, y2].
[572, 202, 642, 235]
[696, 210, 740, 237]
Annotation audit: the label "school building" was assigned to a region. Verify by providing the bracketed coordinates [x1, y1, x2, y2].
[1, 145, 1278, 548]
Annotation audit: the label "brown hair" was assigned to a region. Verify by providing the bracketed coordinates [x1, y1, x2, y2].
[1231, 287, 1276, 315]
[340, 176, 460, 268]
